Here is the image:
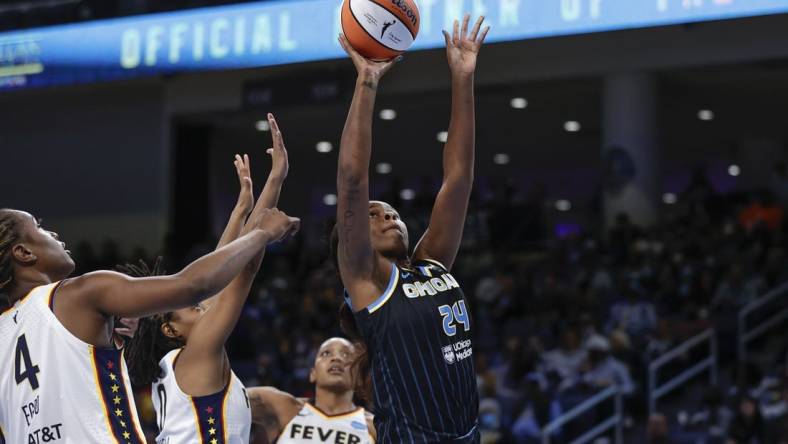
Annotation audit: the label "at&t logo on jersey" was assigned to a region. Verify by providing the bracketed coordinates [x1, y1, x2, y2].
[442, 340, 472, 365]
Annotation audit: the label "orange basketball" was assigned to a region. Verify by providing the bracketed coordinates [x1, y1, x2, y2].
[341, 0, 420, 61]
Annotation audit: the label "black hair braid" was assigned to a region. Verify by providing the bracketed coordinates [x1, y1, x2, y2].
[117, 257, 185, 385]
[330, 224, 373, 403]
[0, 209, 22, 304]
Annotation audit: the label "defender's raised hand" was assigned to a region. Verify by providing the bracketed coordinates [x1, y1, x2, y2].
[265, 113, 289, 182]
[245, 208, 300, 243]
[233, 153, 254, 215]
[443, 14, 489, 78]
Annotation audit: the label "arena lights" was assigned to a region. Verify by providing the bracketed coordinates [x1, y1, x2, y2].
[375, 162, 392, 174]
[510, 97, 528, 109]
[255, 120, 270, 131]
[564, 121, 581, 132]
[315, 141, 333, 153]
[555, 199, 572, 211]
[728, 164, 741, 177]
[698, 109, 714, 121]
[663, 193, 678, 205]
[493, 153, 510, 165]
[436, 131, 448, 143]
[379, 109, 397, 120]
[323, 193, 337, 205]
[400, 189, 416, 201]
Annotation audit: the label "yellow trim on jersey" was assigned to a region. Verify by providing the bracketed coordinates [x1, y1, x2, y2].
[45, 284, 55, 310]
[0, 282, 51, 316]
[305, 403, 364, 421]
[367, 264, 400, 314]
[121, 349, 148, 440]
[189, 400, 205, 444]
[221, 377, 232, 443]
[421, 258, 448, 271]
[90, 347, 122, 444]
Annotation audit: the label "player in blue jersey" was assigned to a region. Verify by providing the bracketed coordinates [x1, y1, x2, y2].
[333, 14, 489, 443]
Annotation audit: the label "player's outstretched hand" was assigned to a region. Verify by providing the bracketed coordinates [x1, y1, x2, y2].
[245, 208, 300, 243]
[115, 317, 139, 338]
[233, 153, 254, 215]
[265, 113, 289, 182]
[444, 14, 489, 78]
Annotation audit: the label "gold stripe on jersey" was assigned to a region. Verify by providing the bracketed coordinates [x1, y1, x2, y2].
[90, 347, 145, 444]
[90, 348, 121, 444]
[189, 399, 204, 444]
[0, 284, 39, 316]
[305, 404, 364, 421]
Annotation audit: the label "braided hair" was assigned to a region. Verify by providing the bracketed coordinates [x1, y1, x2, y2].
[119, 257, 186, 386]
[329, 224, 373, 403]
[0, 209, 22, 308]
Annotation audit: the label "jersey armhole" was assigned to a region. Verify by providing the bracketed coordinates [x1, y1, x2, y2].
[344, 263, 400, 314]
[419, 258, 449, 272]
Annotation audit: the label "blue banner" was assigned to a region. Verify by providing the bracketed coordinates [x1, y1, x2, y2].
[1, 0, 788, 89]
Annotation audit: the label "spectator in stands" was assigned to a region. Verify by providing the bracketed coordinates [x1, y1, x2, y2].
[543, 327, 587, 390]
[726, 396, 765, 444]
[578, 335, 635, 396]
[712, 264, 764, 310]
[477, 372, 503, 444]
[608, 282, 657, 342]
[738, 192, 783, 232]
[645, 319, 675, 360]
[511, 374, 562, 444]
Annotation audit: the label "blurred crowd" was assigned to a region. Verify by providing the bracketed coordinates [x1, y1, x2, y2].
[50, 169, 788, 443]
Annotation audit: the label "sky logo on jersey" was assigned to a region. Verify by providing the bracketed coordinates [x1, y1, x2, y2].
[351, 420, 366, 430]
[402, 273, 459, 298]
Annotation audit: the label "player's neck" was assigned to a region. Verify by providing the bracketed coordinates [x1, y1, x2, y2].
[314, 387, 356, 416]
[7, 273, 53, 304]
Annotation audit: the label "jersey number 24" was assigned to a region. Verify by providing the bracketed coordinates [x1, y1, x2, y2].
[438, 301, 470, 336]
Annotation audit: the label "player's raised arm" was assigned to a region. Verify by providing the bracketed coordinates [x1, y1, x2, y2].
[179, 115, 291, 366]
[216, 153, 254, 250]
[413, 15, 488, 271]
[203, 112, 289, 313]
[62, 209, 296, 319]
[336, 35, 398, 310]
[247, 387, 304, 441]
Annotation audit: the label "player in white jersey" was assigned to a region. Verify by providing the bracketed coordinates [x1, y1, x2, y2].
[125, 113, 292, 444]
[246, 338, 376, 444]
[0, 180, 298, 441]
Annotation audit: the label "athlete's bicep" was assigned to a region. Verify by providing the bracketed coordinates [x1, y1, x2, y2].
[248, 387, 301, 431]
[412, 178, 472, 271]
[336, 177, 375, 282]
[68, 271, 201, 318]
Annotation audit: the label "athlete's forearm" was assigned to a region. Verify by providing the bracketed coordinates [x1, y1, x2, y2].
[443, 74, 475, 183]
[338, 79, 377, 185]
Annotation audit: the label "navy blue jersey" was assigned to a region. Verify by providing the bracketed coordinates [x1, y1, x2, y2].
[348, 259, 479, 443]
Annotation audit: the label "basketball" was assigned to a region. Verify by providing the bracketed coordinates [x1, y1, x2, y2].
[341, 0, 420, 60]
